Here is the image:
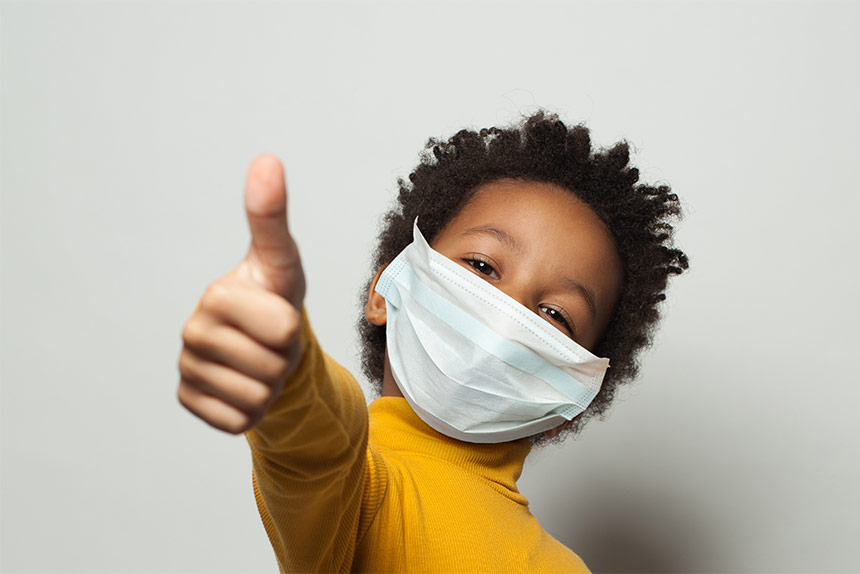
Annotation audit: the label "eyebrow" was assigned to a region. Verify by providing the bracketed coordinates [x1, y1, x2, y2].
[461, 226, 523, 253]
[560, 276, 597, 322]
[461, 226, 598, 321]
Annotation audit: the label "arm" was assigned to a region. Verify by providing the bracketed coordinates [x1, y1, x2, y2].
[177, 155, 375, 570]
[246, 312, 369, 572]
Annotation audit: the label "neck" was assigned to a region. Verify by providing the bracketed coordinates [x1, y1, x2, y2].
[380, 350, 404, 398]
[368, 397, 532, 501]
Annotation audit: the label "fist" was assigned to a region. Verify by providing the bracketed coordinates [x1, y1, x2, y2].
[177, 155, 305, 434]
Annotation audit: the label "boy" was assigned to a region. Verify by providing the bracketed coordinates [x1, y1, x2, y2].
[177, 112, 688, 572]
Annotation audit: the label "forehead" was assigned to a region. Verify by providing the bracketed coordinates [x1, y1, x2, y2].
[451, 179, 616, 253]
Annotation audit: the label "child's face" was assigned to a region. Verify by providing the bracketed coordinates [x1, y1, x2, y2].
[430, 178, 624, 351]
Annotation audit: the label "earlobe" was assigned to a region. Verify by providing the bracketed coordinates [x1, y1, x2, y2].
[365, 266, 388, 326]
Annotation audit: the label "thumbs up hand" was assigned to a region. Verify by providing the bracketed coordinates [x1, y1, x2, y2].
[178, 155, 306, 434]
[234, 155, 305, 310]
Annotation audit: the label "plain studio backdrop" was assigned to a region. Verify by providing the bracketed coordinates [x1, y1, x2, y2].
[2, 1, 859, 572]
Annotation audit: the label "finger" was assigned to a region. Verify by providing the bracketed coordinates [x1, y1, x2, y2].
[182, 320, 289, 384]
[244, 154, 299, 276]
[179, 348, 273, 415]
[197, 277, 301, 351]
[177, 381, 252, 435]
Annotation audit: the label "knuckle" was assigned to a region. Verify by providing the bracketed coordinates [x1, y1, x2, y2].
[253, 349, 288, 383]
[183, 321, 218, 356]
[177, 351, 192, 378]
[273, 306, 300, 348]
[244, 382, 272, 409]
[225, 414, 251, 435]
[268, 356, 291, 382]
[176, 381, 197, 413]
[201, 281, 231, 313]
[181, 319, 203, 348]
[177, 350, 200, 381]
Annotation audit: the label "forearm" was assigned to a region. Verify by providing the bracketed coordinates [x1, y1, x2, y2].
[245, 312, 369, 572]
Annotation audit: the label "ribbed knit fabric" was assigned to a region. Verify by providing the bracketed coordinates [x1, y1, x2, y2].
[245, 313, 590, 573]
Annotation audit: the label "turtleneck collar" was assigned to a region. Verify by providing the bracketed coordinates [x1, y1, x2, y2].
[368, 397, 532, 501]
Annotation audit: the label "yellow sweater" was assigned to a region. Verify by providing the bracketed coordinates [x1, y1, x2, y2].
[245, 314, 590, 573]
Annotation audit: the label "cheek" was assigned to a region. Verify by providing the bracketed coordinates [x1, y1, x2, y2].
[578, 330, 603, 354]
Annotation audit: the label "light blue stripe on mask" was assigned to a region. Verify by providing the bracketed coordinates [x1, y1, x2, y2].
[387, 264, 597, 406]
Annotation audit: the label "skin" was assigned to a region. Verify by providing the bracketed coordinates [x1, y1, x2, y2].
[178, 159, 624, 440]
[364, 179, 625, 438]
[178, 155, 305, 434]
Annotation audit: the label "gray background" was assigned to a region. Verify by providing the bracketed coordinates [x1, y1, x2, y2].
[2, 1, 859, 572]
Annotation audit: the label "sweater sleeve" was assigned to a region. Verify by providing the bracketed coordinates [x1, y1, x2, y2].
[244, 311, 373, 573]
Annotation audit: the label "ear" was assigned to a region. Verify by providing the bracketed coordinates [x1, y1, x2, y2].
[365, 266, 388, 326]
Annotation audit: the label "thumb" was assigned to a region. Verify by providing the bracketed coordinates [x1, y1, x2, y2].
[237, 154, 305, 309]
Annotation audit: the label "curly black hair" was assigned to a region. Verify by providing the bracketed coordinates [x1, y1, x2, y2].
[358, 111, 688, 441]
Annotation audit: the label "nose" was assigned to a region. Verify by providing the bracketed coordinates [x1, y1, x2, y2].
[494, 278, 533, 311]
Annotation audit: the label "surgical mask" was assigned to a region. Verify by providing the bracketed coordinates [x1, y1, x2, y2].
[375, 219, 610, 444]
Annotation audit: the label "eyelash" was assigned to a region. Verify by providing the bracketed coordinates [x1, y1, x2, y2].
[465, 256, 499, 279]
[539, 305, 575, 336]
[464, 257, 576, 337]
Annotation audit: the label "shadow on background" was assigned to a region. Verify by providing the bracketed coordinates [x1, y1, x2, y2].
[555, 475, 719, 573]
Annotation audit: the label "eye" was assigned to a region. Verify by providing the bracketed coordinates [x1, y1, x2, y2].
[539, 305, 575, 337]
[464, 257, 499, 279]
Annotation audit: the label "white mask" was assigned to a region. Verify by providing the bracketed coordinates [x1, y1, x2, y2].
[375, 219, 610, 443]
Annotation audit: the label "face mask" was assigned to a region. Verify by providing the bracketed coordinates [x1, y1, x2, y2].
[375, 219, 610, 444]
